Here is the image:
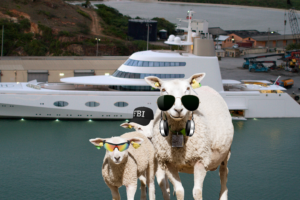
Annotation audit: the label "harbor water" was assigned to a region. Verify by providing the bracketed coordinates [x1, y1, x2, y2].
[100, 1, 292, 35]
[1, 118, 300, 199]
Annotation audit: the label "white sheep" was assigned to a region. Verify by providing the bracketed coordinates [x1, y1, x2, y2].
[144, 73, 234, 200]
[89, 132, 156, 200]
[120, 121, 171, 200]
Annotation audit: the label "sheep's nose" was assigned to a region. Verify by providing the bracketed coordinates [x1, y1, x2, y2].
[174, 108, 183, 114]
[148, 137, 152, 141]
[115, 156, 120, 161]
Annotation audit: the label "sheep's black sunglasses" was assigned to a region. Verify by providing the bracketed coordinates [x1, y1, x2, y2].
[157, 95, 200, 111]
[103, 141, 130, 152]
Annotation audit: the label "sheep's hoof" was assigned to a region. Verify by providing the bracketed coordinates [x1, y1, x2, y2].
[176, 189, 184, 200]
[193, 188, 203, 200]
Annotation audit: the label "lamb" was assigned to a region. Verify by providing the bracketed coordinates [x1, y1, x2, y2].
[89, 132, 156, 200]
[120, 120, 171, 200]
[144, 73, 234, 200]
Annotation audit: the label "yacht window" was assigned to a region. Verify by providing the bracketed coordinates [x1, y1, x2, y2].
[54, 101, 68, 107]
[114, 102, 128, 107]
[124, 59, 131, 65]
[112, 70, 184, 79]
[124, 60, 186, 67]
[120, 72, 126, 78]
[129, 73, 135, 78]
[138, 61, 143, 66]
[85, 101, 100, 107]
[125, 73, 130, 78]
[134, 73, 140, 78]
[132, 60, 139, 66]
[143, 61, 149, 67]
[127, 59, 134, 66]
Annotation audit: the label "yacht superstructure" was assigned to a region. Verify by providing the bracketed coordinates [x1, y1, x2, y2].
[0, 11, 299, 119]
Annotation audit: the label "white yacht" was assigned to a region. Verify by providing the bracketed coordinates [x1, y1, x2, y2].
[0, 11, 299, 119]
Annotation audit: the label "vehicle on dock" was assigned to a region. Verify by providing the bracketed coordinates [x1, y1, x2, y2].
[270, 78, 294, 89]
[243, 54, 284, 69]
[290, 92, 300, 104]
[249, 61, 276, 72]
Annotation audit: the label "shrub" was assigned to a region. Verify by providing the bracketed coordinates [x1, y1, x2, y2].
[77, 9, 91, 20]
[24, 39, 48, 56]
[152, 17, 176, 35]
[286, 43, 300, 51]
[77, 23, 90, 35]
[19, 19, 31, 30]
[58, 31, 70, 37]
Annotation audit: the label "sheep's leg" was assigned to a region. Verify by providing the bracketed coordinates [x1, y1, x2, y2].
[156, 166, 170, 200]
[139, 175, 147, 200]
[193, 161, 207, 200]
[165, 174, 171, 196]
[147, 164, 156, 200]
[107, 184, 120, 200]
[165, 163, 184, 200]
[219, 151, 230, 200]
[126, 183, 137, 200]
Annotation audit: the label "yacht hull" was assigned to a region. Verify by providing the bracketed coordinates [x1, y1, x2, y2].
[0, 89, 299, 119]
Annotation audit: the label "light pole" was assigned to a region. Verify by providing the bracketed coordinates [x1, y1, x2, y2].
[95, 38, 100, 56]
[146, 23, 152, 51]
[1, 25, 4, 57]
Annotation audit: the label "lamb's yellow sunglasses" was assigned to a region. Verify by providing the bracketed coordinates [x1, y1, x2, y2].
[103, 141, 130, 152]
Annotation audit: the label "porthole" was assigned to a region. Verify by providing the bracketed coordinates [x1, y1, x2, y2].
[114, 102, 128, 107]
[85, 101, 100, 107]
[53, 101, 68, 107]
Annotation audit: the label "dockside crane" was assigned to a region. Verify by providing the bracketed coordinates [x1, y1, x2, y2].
[288, 8, 300, 43]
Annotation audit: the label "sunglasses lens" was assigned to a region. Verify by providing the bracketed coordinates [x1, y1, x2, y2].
[157, 95, 175, 111]
[118, 143, 129, 152]
[103, 143, 115, 152]
[181, 95, 199, 111]
[104, 142, 130, 152]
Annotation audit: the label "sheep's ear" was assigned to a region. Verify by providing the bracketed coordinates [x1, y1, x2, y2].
[144, 76, 163, 89]
[89, 138, 105, 146]
[120, 123, 131, 129]
[129, 137, 144, 145]
[187, 73, 206, 85]
[120, 123, 137, 129]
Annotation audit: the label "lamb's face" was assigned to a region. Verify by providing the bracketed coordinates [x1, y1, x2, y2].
[89, 136, 144, 165]
[145, 73, 206, 120]
[105, 137, 129, 164]
[120, 121, 154, 141]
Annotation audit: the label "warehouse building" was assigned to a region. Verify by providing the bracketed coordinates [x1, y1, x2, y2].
[0, 57, 127, 83]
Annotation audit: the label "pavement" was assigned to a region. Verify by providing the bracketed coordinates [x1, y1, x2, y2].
[219, 53, 300, 94]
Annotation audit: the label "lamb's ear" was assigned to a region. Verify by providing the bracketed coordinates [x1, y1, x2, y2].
[120, 122, 137, 129]
[187, 73, 206, 85]
[129, 137, 144, 145]
[144, 76, 163, 89]
[89, 138, 105, 146]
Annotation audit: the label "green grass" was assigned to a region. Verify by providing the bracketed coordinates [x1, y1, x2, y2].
[96, 4, 130, 40]
[158, 0, 300, 10]
[77, 9, 92, 20]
